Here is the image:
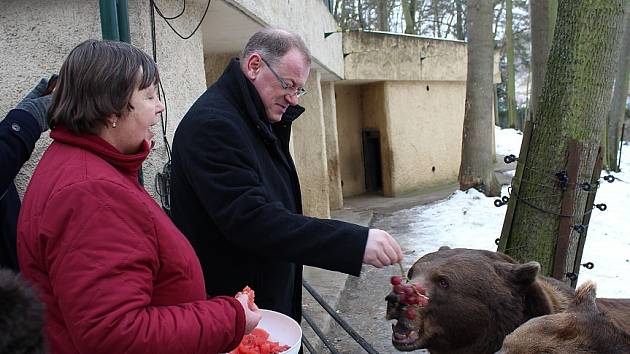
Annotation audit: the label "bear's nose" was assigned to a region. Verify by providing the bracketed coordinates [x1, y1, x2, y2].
[385, 292, 399, 303]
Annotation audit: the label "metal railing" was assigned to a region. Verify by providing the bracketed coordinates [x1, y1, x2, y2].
[301, 280, 380, 354]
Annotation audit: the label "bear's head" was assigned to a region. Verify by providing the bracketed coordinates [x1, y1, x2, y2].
[386, 246, 561, 354]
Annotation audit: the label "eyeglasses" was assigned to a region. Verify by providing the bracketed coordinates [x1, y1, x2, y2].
[260, 56, 307, 98]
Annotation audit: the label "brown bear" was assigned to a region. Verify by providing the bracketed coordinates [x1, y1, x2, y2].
[385, 246, 630, 354]
[498, 281, 630, 354]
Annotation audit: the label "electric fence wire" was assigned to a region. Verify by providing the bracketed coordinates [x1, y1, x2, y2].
[152, 0, 212, 40]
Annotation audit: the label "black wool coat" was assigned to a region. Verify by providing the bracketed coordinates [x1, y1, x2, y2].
[170, 59, 368, 322]
[1, 109, 41, 272]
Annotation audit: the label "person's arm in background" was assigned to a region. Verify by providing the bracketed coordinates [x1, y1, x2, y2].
[0, 77, 53, 194]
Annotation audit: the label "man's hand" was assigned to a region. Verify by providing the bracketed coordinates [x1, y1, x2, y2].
[15, 76, 56, 133]
[362, 229, 403, 267]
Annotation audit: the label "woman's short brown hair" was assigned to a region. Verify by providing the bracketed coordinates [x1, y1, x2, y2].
[49, 39, 160, 135]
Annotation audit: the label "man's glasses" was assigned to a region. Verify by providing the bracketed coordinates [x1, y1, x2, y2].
[260, 56, 307, 98]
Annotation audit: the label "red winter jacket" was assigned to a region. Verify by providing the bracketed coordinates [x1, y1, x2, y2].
[17, 127, 245, 354]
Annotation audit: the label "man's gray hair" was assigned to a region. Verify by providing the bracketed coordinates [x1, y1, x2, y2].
[241, 29, 312, 66]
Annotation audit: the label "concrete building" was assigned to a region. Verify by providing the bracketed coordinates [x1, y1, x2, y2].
[1, 0, 497, 219]
[337, 31, 501, 198]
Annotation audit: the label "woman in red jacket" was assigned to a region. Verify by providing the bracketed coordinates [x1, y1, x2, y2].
[17, 39, 260, 354]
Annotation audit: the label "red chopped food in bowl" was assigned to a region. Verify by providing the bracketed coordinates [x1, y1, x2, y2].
[229, 328, 290, 354]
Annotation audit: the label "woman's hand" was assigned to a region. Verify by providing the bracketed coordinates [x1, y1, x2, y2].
[235, 293, 261, 334]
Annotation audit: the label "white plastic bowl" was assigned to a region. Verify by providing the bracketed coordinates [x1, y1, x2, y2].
[256, 309, 302, 354]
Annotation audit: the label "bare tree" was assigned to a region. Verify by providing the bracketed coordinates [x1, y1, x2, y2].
[459, 0, 501, 197]
[499, 0, 624, 282]
[606, 0, 630, 171]
[455, 0, 465, 40]
[530, 0, 557, 123]
[506, 0, 517, 129]
[402, 0, 417, 34]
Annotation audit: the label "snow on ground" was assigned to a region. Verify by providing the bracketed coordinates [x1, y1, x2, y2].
[404, 126, 630, 298]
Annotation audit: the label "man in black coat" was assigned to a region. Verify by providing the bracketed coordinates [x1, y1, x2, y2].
[1, 78, 54, 271]
[170, 29, 402, 323]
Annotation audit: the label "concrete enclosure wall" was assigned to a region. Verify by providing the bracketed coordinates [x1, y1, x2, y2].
[386, 81, 465, 194]
[335, 85, 365, 197]
[292, 70, 331, 218]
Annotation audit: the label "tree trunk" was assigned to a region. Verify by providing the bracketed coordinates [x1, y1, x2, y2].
[499, 0, 624, 281]
[506, 0, 517, 129]
[376, 0, 391, 31]
[459, 0, 501, 197]
[530, 0, 557, 123]
[357, 0, 365, 29]
[402, 0, 417, 34]
[455, 0, 465, 40]
[606, 0, 630, 171]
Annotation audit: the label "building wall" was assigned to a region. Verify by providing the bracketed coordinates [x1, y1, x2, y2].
[321, 82, 343, 210]
[130, 0, 208, 200]
[1, 0, 207, 202]
[204, 53, 238, 86]
[228, 0, 343, 79]
[362, 83, 394, 196]
[335, 85, 365, 197]
[292, 70, 330, 218]
[1, 0, 101, 196]
[386, 81, 466, 195]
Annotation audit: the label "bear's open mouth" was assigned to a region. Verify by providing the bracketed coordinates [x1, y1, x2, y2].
[391, 319, 422, 350]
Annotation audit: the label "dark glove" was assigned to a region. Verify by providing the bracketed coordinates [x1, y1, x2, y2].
[15, 77, 55, 133]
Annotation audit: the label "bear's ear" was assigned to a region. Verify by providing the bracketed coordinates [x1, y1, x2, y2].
[438, 245, 451, 251]
[510, 261, 541, 286]
[571, 281, 598, 312]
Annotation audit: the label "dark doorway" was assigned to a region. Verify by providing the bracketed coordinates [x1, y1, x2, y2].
[362, 129, 382, 192]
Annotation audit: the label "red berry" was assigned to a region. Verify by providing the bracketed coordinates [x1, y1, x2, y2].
[418, 295, 429, 307]
[406, 295, 418, 305]
[390, 276, 403, 286]
[406, 307, 416, 320]
[412, 283, 427, 295]
[403, 285, 415, 296]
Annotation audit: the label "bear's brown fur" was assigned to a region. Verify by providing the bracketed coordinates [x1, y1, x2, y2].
[498, 281, 630, 354]
[385, 247, 630, 354]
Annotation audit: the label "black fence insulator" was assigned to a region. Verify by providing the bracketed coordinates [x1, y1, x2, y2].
[581, 262, 594, 270]
[303, 280, 380, 354]
[595, 203, 607, 211]
[494, 196, 509, 207]
[495, 238, 500, 246]
[580, 183, 592, 191]
[566, 272, 578, 281]
[504, 154, 518, 164]
[573, 224, 586, 234]
[302, 311, 341, 354]
[556, 171, 569, 191]
[604, 175, 616, 183]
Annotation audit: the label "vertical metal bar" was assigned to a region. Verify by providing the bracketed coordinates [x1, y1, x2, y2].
[301, 334, 317, 354]
[552, 140, 580, 280]
[498, 120, 534, 252]
[116, 0, 131, 43]
[570, 146, 603, 287]
[99, 0, 119, 41]
[302, 312, 340, 354]
[303, 280, 380, 354]
[624, 123, 626, 170]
